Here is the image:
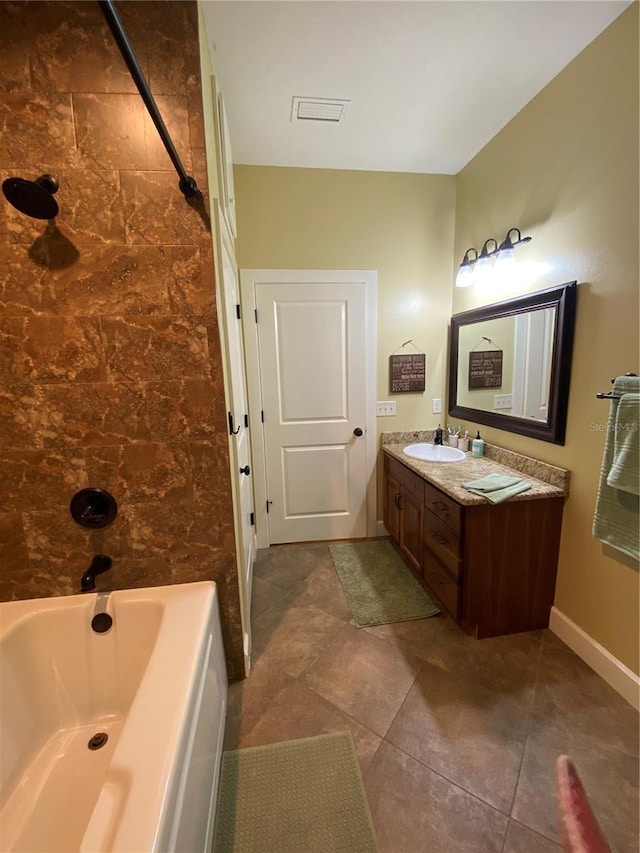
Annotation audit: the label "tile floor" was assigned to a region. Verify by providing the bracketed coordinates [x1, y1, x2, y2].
[223, 542, 639, 853]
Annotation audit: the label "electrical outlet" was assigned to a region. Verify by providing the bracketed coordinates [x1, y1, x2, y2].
[493, 394, 512, 410]
[376, 401, 396, 416]
[432, 398, 442, 414]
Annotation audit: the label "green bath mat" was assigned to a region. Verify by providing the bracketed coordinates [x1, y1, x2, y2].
[212, 732, 378, 853]
[329, 539, 440, 627]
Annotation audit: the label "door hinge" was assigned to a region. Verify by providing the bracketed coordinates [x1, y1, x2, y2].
[266, 500, 272, 513]
[235, 303, 241, 319]
[250, 511, 255, 526]
[244, 413, 249, 428]
[261, 410, 264, 423]
[254, 308, 258, 323]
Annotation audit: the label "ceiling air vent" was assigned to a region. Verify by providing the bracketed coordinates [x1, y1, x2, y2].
[291, 96, 350, 123]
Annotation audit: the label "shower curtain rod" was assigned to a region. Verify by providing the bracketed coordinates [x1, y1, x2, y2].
[98, 0, 199, 198]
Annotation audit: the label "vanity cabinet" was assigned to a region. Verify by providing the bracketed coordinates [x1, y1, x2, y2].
[383, 456, 423, 573]
[383, 452, 565, 638]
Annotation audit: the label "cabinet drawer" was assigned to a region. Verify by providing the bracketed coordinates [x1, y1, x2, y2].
[423, 550, 460, 620]
[424, 482, 462, 533]
[424, 509, 461, 578]
[385, 455, 425, 504]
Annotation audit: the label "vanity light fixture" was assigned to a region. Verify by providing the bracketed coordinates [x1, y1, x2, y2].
[455, 227, 532, 287]
[454, 248, 478, 288]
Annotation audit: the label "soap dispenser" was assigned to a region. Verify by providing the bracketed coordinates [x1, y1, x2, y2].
[471, 431, 485, 457]
[434, 424, 443, 446]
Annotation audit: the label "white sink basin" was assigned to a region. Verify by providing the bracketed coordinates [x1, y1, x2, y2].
[403, 443, 466, 463]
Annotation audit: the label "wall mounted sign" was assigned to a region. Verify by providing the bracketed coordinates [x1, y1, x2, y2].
[468, 350, 503, 389]
[390, 353, 426, 393]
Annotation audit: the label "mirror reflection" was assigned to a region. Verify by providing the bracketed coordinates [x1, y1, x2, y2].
[448, 282, 577, 444]
[456, 306, 556, 422]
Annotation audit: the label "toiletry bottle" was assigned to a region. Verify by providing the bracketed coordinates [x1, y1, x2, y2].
[471, 431, 485, 458]
[434, 424, 443, 445]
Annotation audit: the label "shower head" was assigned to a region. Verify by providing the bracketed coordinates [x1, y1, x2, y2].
[2, 174, 59, 219]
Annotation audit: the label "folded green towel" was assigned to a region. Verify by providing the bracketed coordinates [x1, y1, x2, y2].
[465, 481, 532, 504]
[606, 392, 639, 496]
[462, 473, 524, 492]
[593, 376, 640, 560]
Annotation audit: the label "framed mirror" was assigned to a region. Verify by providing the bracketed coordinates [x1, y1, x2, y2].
[448, 281, 577, 444]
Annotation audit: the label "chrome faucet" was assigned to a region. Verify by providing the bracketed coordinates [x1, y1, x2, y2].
[81, 554, 112, 592]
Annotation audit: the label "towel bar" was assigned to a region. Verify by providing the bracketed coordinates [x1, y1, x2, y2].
[596, 372, 637, 400]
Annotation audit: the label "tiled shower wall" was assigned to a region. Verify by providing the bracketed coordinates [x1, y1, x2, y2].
[0, 0, 244, 678]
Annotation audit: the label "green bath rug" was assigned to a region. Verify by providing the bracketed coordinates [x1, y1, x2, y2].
[212, 732, 378, 853]
[329, 539, 440, 627]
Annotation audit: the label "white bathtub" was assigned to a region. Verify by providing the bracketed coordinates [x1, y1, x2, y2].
[0, 581, 227, 853]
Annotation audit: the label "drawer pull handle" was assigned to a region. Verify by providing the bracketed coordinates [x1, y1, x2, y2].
[431, 533, 448, 545]
[432, 501, 449, 512]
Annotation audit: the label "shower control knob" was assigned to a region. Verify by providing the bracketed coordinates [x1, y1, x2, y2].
[353, 427, 363, 437]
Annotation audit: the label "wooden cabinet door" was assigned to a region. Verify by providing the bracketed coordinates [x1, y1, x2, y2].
[383, 471, 401, 543]
[399, 488, 423, 574]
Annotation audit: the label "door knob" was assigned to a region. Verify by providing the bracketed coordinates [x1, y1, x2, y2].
[353, 427, 363, 437]
[239, 465, 251, 476]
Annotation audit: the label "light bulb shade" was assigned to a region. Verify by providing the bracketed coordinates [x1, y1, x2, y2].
[494, 248, 516, 284]
[455, 264, 474, 287]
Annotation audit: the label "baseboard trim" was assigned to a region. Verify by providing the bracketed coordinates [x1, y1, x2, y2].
[549, 606, 639, 710]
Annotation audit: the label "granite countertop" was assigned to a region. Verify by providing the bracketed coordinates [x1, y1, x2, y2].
[382, 436, 569, 506]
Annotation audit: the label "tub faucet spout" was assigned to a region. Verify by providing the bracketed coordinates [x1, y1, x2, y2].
[81, 555, 112, 592]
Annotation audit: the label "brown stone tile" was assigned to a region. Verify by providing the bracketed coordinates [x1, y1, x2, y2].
[251, 603, 345, 676]
[0, 382, 42, 451]
[145, 96, 193, 172]
[1, 247, 52, 317]
[0, 5, 31, 93]
[35, 382, 150, 448]
[287, 559, 354, 623]
[0, 449, 87, 513]
[533, 643, 639, 756]
[102, 316, 211, 382]
[73, 94, 149, 171]
[0, 566, 75, 602]
[0, 513, 29, 574]
[28, 1, 141, 94]
[386, 662, 532, 814]
[254, 542, 335, 592]
[187, 78, 206, 150]
[0, 316, 107, 384]
[165, 245, 215, 318]
[22, 507, 87, 567]
[503, 820, 561, 853]
[189, 440, 233, 504]
[512, 721, 639, 851]
[5, 171, 126, 249]
[388, 610, 542, 694]
[239, 680, 382, 775]
[146, 379, 221, 442]
[223, 655, 295, 749]
[85, 442, 193, 503]
[364, 741, 508, 852]
[127, 499, 234, 562]
[250, 574, 291, 620]
[363, 609, 452, 659]
[0, 93, 76, 171]
[303, 622, 421, 737]
[120, 171, 210, 245]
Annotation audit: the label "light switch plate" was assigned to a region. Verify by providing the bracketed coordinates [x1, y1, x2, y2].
[376, 401, 396, 416]
[493, 394, 512, 410]
[432, 398, 442, 414]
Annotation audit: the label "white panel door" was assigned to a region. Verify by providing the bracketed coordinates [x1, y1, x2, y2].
[216, 208, 255, 660]
[255, 279, 371, 543]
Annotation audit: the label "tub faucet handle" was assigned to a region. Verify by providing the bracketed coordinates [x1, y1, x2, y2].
[81, 554, 112, 592]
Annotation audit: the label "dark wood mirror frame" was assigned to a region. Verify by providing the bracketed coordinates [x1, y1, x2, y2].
[448, 281, 577, 445]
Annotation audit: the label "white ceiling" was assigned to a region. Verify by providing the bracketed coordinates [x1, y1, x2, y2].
[202, 0, 631, 175]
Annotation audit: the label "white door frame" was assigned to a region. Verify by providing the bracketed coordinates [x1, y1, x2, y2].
[241, 269, 378, 548]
